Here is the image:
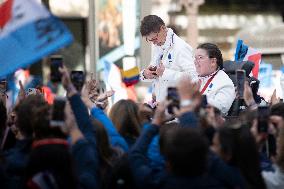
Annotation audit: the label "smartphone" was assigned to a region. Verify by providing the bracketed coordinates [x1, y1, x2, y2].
[167, 87, 180, 114]
[71, 71, 85, 92]
[257, 106, 269, 134]
[236, 69, 246, 99]
[50, 97, 66, 127]
[50, 55, 63, 83]
[201, 95, 208, 108]
[149, 66, 157, 75]
[149, 66, 157, 71]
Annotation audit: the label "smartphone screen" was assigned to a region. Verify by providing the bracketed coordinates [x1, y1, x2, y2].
[71, 71, 85, 92]
[51, 97, 66, 127]
[236, 69, 245, 99]
[201, 95, 208, 108]
[50, 55, 63, 83]
[167, 87, 180, 114]
[257, 106, 269, 134]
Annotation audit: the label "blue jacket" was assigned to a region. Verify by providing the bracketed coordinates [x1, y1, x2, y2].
[90, 107, 128, 152]
[68, 94, 100, 189]
[72, 138, 99, 189]
[1, 138, 32, 189]
[69, 95, 98, 153]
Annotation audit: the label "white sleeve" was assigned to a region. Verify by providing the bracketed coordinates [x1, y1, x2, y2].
[207, 80, 236, 115]
[161, 46, 198, 82]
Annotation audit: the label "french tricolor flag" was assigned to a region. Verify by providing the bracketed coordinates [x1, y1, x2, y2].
[234, 39, 262, 78]
[0, 0, 73, 78]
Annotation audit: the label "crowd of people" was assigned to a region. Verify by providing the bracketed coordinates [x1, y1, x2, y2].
[0, 14, 284, 189]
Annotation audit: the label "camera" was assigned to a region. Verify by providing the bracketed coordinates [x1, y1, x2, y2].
[167, 87, 180, 114]
[71, 71, 85, 92]
[50, 55, 63, 83]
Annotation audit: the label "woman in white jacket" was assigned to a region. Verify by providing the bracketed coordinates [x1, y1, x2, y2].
[140, 15, 198, 103]
[194, 43, 235, 115]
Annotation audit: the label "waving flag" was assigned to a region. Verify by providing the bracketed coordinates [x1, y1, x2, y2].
[234, 39, 261, 78]
[122, 66, 139, 87]
[0, 0, 73, 79]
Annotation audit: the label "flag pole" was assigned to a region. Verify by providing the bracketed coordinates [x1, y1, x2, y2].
[87, 0, 99, 78]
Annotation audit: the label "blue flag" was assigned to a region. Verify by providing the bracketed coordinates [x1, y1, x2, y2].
[0, 0, 73, 79]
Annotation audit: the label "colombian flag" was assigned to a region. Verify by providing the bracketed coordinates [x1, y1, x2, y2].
[122, 66, 139, 87]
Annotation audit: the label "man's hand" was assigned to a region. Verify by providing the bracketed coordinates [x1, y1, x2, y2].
[155, 62, 165, 77]
[143, 66, 158, 79]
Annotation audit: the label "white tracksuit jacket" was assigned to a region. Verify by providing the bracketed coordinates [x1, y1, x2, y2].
[140, 28, 198, 102]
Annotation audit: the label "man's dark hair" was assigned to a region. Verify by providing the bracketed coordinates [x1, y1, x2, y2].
[217, 123, 266, 188]
[197, 43, 223, 69]
[14, 94, 50, 138]
[270, 102, 284, 119]
[140, 15, 165, 36]
[161, 127, 209, 176]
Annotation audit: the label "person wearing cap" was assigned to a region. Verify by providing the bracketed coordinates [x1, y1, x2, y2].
[139, 15, 198, 104]
[195, 43, 235, 115]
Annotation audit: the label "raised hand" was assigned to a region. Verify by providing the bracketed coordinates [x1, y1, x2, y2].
[177, 76, 200, 100]
[243, 81, 256, 107]
[270, 89, 280, 106]
[59, 66, 77, 97]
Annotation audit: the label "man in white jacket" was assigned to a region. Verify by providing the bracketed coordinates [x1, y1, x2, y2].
[140, 15, 198, 103]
